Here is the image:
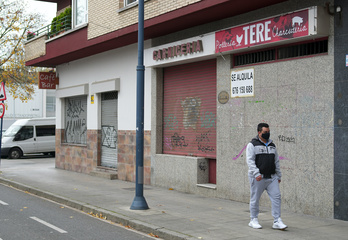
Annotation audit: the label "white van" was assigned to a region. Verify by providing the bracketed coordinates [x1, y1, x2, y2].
[1, 118, 56, 159]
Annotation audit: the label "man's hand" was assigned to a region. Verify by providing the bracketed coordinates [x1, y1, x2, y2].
[256, 175, 262, 181]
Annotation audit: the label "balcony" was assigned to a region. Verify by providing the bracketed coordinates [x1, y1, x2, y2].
[25, 10, 74, 66]
[25, 0, 288, 68]
[27, 15, 71, 41]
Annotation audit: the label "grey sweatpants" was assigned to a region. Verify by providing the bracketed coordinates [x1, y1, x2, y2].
[249, 175, 281, 220]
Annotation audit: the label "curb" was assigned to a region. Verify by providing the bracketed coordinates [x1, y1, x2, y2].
[0, 177, 192, 240]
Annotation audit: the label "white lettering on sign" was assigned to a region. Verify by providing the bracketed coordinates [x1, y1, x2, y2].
[242, 21, 271, 45]
[39, 72, 58, 89]
[39, 73, 56, 81]
[231, 68, 254, 98]
[215, 9, 309, 53]
[40, 82, 55, 89]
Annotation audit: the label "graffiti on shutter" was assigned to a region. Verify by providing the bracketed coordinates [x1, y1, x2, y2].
[163, 59, 217, 158]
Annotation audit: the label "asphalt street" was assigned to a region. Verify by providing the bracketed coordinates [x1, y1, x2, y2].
[0, 183, 158, 240]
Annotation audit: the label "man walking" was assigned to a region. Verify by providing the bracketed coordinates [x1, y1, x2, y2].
[246, 123, 287, 230]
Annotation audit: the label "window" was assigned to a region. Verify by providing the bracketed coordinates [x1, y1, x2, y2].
[73, 0, 88, 27]
[125, 0, 137, 7]
[46, 96, 56, 117]
[15, 126, 34, 141]
[65, 96, 87, 144]
[36, 125, 55, 137]
[233, 39, 328, 67]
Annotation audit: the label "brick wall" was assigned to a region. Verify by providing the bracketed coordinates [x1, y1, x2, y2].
[25, 35, 47, 62]
[117, 130, 151, 185]
[88, 0, 201, 39]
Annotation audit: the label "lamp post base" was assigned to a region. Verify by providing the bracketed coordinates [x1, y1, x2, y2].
[130, 196, 149, 210]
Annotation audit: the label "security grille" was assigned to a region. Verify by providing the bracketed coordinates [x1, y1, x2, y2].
[101, 91, 118, 168]
[234, 49, 275, 66]
[233, 39, 328, 67]
[278, 39, 328, 60]
[101, 91, 118, 100]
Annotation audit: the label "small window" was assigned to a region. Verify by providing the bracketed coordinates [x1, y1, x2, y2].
[15, 126, 34, 141]
[46, 96, 55, 112]
[125, 0, 137, 6]
[36, 125, 55, 137]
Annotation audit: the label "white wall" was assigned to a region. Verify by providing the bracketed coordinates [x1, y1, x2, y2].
[56, 42, 152, 131]
[4, 85, 55, 120]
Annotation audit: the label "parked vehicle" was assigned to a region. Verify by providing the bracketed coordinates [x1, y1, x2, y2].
[1, 118, 56, 159]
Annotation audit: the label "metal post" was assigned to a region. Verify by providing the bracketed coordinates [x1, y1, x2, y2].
[130, 0, 149, 210]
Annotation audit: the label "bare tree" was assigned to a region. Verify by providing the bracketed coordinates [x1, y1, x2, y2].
[0, 0, 45, 102]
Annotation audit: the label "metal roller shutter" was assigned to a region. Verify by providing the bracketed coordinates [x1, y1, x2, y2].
[163, 59, 217, 158]
[101, 91, 118, 168]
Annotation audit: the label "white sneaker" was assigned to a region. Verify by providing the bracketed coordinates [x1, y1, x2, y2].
[248, 218, 262, 229]
[272, 218, 288, 230]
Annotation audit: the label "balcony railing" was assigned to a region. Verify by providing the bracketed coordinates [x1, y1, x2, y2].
[27, 15, 72, 41]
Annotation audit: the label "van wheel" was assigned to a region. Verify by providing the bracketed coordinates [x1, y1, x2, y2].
[9, 148, 22, 159]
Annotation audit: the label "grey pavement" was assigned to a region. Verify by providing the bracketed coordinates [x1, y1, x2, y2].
[0, 157, 347, 240]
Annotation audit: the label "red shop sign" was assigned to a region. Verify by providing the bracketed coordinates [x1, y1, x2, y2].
[215, 9, 309, 53]
[38, 72, 59, 89]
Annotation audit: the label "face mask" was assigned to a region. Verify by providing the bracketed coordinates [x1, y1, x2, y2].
[261, 132, 270, 140]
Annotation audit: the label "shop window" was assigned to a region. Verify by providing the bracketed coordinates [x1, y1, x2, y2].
[64, 96, 87, 144]
[233, 39, 328, 67]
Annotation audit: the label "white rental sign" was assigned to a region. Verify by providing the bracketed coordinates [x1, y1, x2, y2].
[231, 68, 254, 98]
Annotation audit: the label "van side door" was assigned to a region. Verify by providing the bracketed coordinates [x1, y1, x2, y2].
[13, 125, 36, 154]
[35, 125, 56, 153]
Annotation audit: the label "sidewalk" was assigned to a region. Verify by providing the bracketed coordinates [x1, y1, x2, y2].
[0, 157, 347, 240]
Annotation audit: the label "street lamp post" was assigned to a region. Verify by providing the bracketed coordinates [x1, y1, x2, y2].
[130, 0, 149, 210]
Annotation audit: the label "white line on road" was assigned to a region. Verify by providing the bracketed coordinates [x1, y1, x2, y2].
[0, 200, 9, 205]
[30, 217, 67, 233]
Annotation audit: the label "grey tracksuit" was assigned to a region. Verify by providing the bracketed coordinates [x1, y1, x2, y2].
[246, 136, 282, 220]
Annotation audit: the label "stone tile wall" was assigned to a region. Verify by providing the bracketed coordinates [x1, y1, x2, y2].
[56, 129, 151, 184]
[117, 130, 151, 185]
[55, 129, 101, 173]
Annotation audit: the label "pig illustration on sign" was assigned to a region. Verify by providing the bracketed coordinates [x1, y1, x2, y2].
[292, 16, 303, 27]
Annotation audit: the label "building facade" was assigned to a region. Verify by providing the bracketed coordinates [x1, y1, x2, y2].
[25, 0, 348, 221]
